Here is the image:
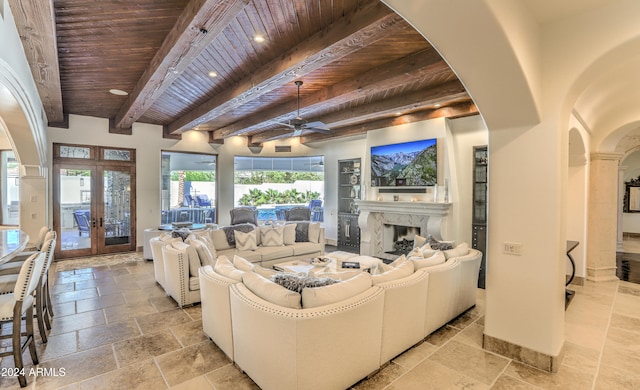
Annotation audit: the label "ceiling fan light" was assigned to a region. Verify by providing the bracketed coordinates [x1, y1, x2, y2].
[253, 34, 265, 43]
[208, 71, 217, 78]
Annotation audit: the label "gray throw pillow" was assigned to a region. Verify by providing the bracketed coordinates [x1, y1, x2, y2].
[171, 229, 190, 241]
[426, 234, 454, 250]
[230, 207, 258, 225]
[272, 273, 339, 293]
[292, 222, 310, 242]
[222, 223, 255, 245]
[285, 207, 311, 221]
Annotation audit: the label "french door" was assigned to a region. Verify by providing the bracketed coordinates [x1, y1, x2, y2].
[53, 144, 136, 259]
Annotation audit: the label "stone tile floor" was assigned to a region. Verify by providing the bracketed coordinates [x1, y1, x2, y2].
[0, 251, 638, 389]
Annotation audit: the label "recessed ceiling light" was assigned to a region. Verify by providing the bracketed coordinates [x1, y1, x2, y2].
[395, 112, 403, 116]
[253, 34, 265, 43]
[109, 89, 128, 96]
[434, 103, 442, 108]
[208, 71, 218, 78]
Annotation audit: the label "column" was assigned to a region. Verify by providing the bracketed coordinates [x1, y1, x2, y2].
[587, 153, 622, 281]
[617, 166, 627, 252]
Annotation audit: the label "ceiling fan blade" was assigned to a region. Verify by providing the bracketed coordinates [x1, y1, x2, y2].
[304, 121, 331, 134]
[273, 121, 295, 129]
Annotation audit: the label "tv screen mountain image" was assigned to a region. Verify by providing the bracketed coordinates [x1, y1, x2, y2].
[370, 138, 437, 187]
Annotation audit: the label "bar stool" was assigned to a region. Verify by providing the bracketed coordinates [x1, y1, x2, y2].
[0, 252, 46, 387]
[0, 235, 56, 342]
[7, 226, 50, 263]
[0, 231, 55, 276]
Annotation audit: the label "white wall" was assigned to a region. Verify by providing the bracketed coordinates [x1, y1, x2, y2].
[47, 114, 486, 250]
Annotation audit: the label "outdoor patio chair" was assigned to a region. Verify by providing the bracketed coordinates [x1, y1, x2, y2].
[73, 210, 91, 237]
[196, 194, 212, 207]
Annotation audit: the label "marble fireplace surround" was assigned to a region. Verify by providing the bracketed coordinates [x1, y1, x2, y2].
[355, 200, 451, 261]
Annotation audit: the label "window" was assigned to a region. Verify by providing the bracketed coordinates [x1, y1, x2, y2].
[234, 156, 324, 221]
[1, 150, 19, 225]
[161, 151, 217, 225]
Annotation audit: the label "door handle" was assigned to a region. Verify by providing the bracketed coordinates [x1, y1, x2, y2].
[99, 217, 103, 227]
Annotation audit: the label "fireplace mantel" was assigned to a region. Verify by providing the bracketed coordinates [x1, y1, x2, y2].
[354, 200, 452, 260]
[355, 200, 451, 216]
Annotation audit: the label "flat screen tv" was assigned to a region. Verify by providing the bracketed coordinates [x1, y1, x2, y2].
[370, 138, 437, 187]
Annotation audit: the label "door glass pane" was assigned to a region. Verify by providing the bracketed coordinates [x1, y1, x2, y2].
[104, 170, 131, 246]
[60, 168, 92, 250]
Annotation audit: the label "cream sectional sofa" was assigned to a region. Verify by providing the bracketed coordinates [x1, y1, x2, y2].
[150, 222, 325, 307]
[199, 244, 482, 390]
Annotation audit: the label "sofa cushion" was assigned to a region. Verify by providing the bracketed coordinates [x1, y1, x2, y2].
[444, 242, 470, 259]
[312, 269, 360, 281]
[261, 226, 284, 247]
[412, 251, 446, 269]
[189, 276, 199, 291]
[171, 241, 201, 277]
[211, 229, 233, 250]
[234, 229, 258, 251]
[254, 245, 294, 261]
[213, 255, 244, 281]
[283, 223, 296, 245]
[301, 273, 372, 309]
[217, 248, 262, 263]
[253, 265, 278, 279]
[372, 260, 415, 284]
[186, 237, 215, 267]
[233, 255, 255, 271]
[272, 273, 339, 293]
[290, 242, 322, 256]
[242, 271, 301, 309]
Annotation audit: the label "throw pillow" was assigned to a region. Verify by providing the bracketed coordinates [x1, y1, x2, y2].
[293, 222, 310, 242]
[223, 223, 255, 246]
[413, 234, 428, 248]
[285, 207, 311, 221]
[261, 226, 284, 247]
[283, 223, 296, 245]
[389, 254, 407, 267]
[443, 242, 470, 259]
[308, 222, 321, 243]
[213, 255, 244, 281]
[171, 228, 191, 241]
[426, 234, 454, 250]
[230, 207, 258, 225]
[372, 260, 415, 284]
[234, 229, 258, 251]
[301, 273, 372, 309]
[242, 271, 302, 309]
[418, 244, 438, 258]
[271, 273, 339, 293]
[233, 255, 255, 271]
[411, 251, 446, 269]
[186, 237, 215, 267]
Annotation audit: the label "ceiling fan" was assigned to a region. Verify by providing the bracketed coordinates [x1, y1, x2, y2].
[276, 81, 331, 137]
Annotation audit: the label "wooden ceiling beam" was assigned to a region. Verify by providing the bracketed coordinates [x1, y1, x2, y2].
[8, 0, 64, 125]
[315, 80, 469, 128]
[214, 48, 450, 139]
[111, 0, 250, 132]
[300, 102, 479, 143]
[168, 1, 402, 134]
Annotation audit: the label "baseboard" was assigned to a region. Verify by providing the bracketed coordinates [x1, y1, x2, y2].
[483, 334, 564, 372]
[623, 232, 640, 238]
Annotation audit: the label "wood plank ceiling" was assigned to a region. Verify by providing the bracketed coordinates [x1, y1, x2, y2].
[9, 0, 477, 145]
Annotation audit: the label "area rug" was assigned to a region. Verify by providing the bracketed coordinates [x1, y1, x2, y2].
[54, 251, 146, 272]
